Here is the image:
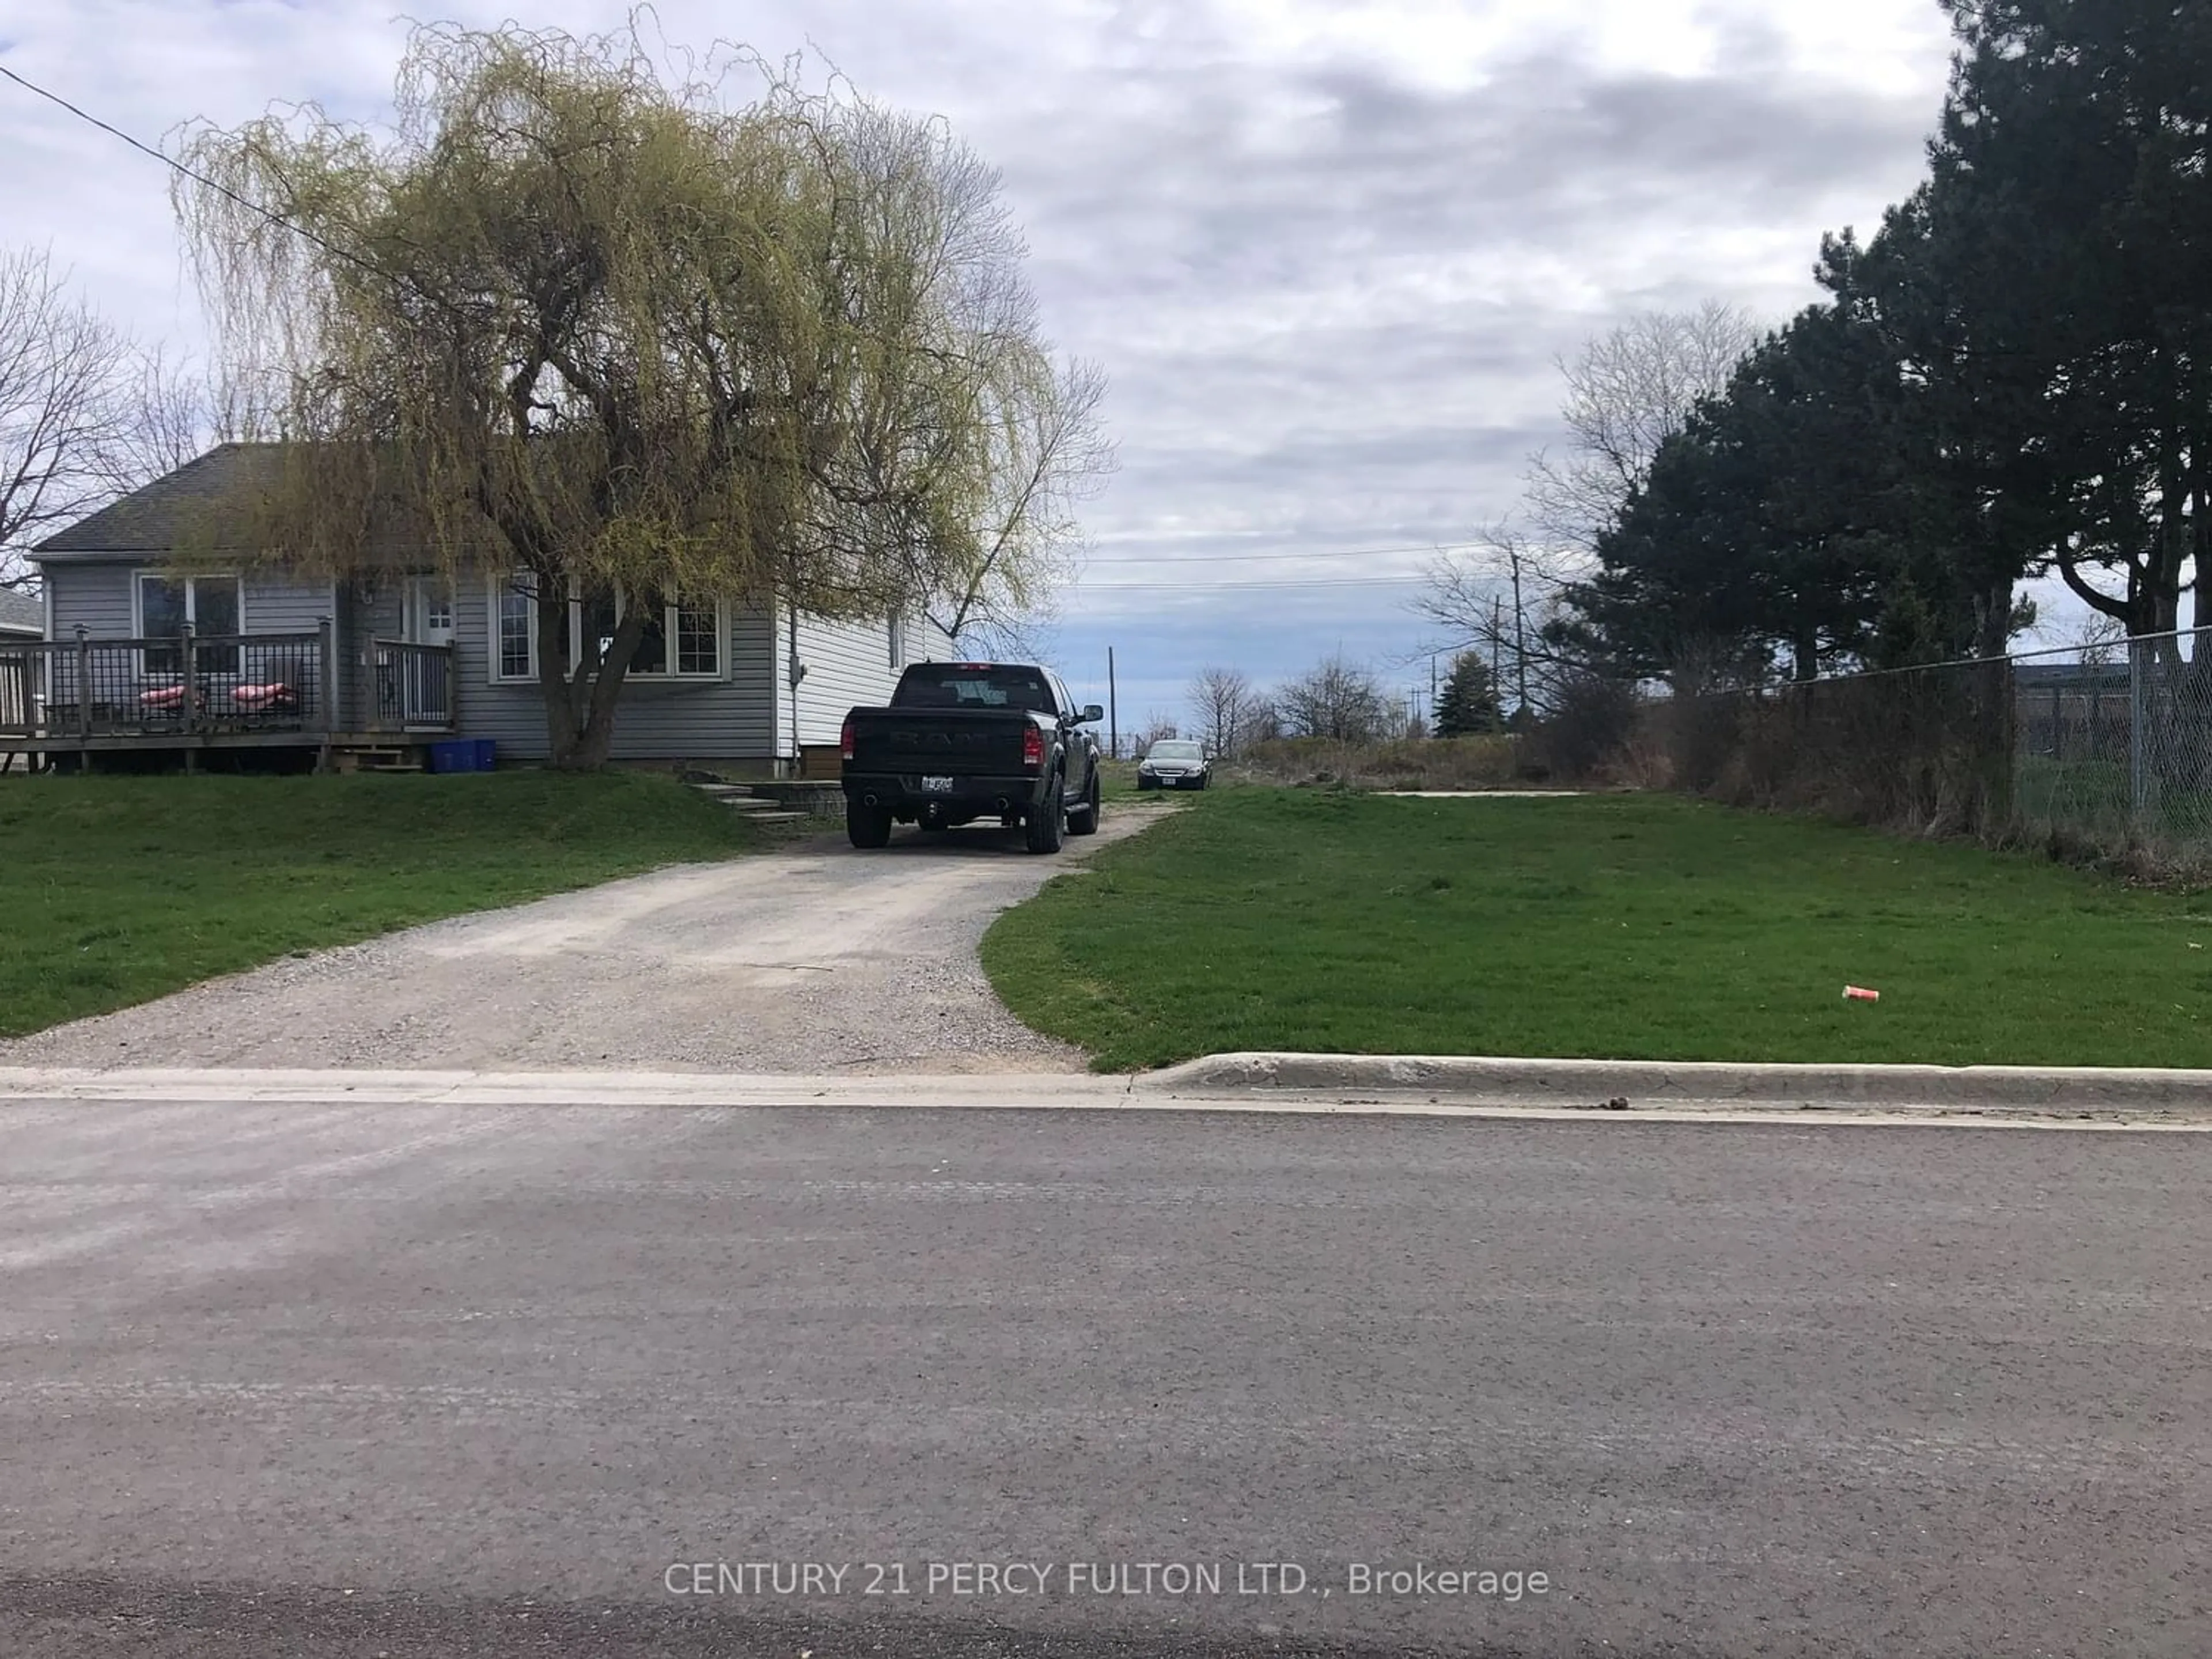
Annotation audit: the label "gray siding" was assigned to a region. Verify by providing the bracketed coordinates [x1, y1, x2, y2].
[33, 558, 344, 729]
[34, 551, 945, 764]
[450, 566, 779, 761]
[41, 560, 336, 642]
[242, 573, 339, 637]
[40, 562, 134, 639]
[340, 577, 404, 732]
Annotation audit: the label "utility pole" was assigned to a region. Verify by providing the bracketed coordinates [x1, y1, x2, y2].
[1108, 646, 1119, 761]
[1489, 594, 1503, 714]
[1509, 546, 1529, 719]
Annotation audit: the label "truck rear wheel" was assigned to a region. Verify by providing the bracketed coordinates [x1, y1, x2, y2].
[1024, 774, 1066, 854]
[1067, 772, 1101, 836]
[846, 799, 893, 849]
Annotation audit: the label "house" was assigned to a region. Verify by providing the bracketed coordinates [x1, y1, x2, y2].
[6, 444, 953, 770]
[0, 589, 41, 641]
[0, 589, 42, 752]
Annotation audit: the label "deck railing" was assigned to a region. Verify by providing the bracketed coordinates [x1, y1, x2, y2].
[371, 638, 456, 731]
[0, 623, 338, 742]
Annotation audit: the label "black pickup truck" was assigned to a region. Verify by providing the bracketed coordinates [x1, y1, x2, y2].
[840, 661, 1106, 853]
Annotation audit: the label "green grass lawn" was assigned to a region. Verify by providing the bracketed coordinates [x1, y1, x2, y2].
[1096, 759, 1157, 802]
[984, 788, 2212, 1071]
[0, 770, 758, 1039]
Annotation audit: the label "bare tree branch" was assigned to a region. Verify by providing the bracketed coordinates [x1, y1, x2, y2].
[929, 355, 1114, 650]
[1411, 302, 1763, 713]
[1274, 653, 1391, 743]
[0, 245, 135, 589]
[1185, 665, 1253, 757]
[93, 348, 275, 497]
[1523, 300, 1764, 556]
[1411, 518, 1580, 715]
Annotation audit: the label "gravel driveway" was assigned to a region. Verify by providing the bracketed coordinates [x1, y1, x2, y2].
[0, 806, 1169, 1074]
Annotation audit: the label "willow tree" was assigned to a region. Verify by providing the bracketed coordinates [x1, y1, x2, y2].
[174, 21, 1106, 766]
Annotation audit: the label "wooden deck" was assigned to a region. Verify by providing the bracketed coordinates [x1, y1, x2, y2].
[0, 629, 454, 765]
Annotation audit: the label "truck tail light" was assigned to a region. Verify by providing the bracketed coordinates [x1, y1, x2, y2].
[1022, 725, 1044, 769]
[840, 718, 855, 762]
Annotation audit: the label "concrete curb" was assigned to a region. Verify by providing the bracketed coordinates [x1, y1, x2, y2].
[3, 1060, 2210, 1127]
[1136, 1052, 2212, 1113]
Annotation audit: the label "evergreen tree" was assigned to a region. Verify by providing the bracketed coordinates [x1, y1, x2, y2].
[1433, 651, 1501, 736]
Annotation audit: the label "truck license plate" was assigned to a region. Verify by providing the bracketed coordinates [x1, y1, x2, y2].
[922, 775, 954, 793]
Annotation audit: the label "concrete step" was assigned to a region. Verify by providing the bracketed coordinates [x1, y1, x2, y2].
[683, 777, 843, 817]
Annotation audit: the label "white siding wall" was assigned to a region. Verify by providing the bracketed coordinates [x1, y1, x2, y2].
[774, 608, 933, 751]
[915, 615, 957, 663]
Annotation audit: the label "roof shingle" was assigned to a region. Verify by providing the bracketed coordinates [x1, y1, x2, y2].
[32, 443, 285, 559]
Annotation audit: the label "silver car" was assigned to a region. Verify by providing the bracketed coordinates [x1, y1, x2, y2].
[1137, 738, 1211, 790]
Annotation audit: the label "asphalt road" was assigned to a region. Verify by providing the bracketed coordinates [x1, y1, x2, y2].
[3, 1097, 2209, 1658]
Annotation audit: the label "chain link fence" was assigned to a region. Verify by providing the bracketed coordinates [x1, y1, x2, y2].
[1650, 628, 2212, 872]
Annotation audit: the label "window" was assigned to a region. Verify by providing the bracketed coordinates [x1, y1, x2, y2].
[137, 573, 242, 674]
[676, 604, 719, 676]
[497, 581, 535, 680]
[632, 604, 669, 677]
[491, 576, 722, 683]
[581, 589, 621, 670]
[888, 614, 905, 671]
[891, 664, 1053, 713]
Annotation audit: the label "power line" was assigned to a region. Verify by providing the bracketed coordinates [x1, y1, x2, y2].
[1084, 539, 1488, 566]
[0, 62, 436, 304]
[1079, 574, 1432, 592]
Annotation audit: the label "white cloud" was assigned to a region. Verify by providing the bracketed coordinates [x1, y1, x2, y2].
[0, 0, 1961, 681]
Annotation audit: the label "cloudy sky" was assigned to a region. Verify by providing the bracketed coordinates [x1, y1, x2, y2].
[2, 0, 1986, 726]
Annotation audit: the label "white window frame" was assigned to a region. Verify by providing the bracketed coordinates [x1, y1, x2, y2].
[888, 613, 906, 671]
[488, 574, 727, 685]
[491, 572, 541, 684]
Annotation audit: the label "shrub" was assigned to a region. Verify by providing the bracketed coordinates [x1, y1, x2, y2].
[1527, 673, 1640, 781]
[1233, 734, 1522, 791]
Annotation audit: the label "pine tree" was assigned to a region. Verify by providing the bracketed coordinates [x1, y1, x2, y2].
[1433, 652, 1501, 737]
